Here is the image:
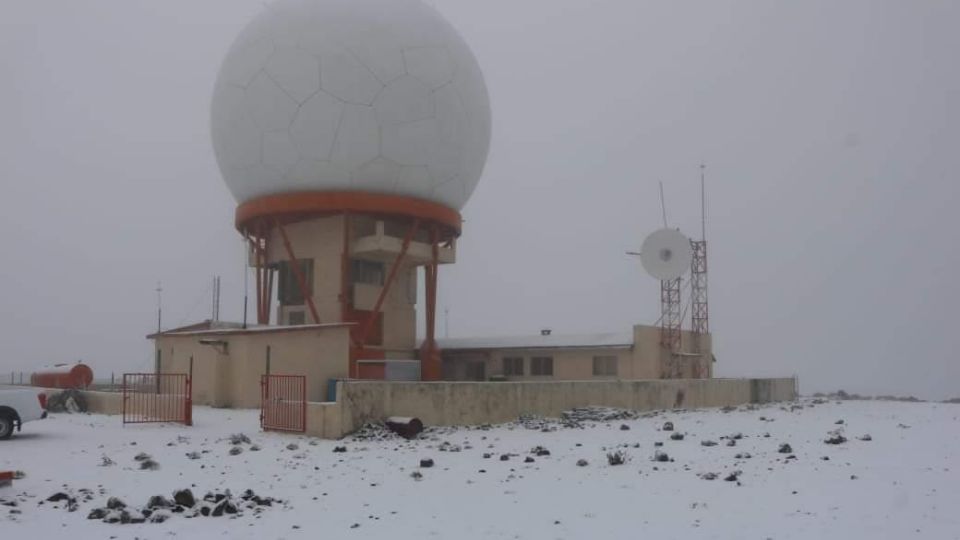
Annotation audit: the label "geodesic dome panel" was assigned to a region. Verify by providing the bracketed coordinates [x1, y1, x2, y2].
[211, 0, 491, 212]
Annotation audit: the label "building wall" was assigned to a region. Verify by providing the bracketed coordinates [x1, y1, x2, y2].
[263, 214, 420, 357]
[440, 326, 713, 382]
[155, 325, 351, 408]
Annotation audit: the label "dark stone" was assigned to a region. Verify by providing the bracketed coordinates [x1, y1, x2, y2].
[419, 458, 434, 468]
[654, 451, 670, 462]
[778, 443, 793, 454]
[173, 489, 196, 508]
[662, 421, 674, 431]
[333, 446, 347, 453]
[701, 440, 718, 447]
[482, 453, 492, 459]
[200, 506, 211, 517]
[724, 472, 741, 482]
[670, 432, 684, 441]
[524, 457, 535, 463]
[620, 424, 630, 431]
[87, 508, 108, 520]
[46, 493, 71, 503]
[824, 434, 847, 445]
[576, 459, 588, 467]
[499, 454, 510, 462]
[106, 497, 126, 510]
[146, 495, 171, 509]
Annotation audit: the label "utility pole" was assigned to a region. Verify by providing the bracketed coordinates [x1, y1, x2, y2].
[155, 281, 163, 333]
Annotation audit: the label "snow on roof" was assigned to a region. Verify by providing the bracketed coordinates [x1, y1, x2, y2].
[148, 321, 352, 339]
[436, 331, 634, 351]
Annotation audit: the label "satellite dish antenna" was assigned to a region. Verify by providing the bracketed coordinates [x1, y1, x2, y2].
[640, 228, 693, 280]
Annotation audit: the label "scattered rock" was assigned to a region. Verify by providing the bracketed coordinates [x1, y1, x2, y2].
[185, 451, 201, 460]
[146, 496, 171, 509]
[576, 459, 589, 467]
[858, 434, 872, 441]
[100, 455, 115, 467]
[653, 450, 671, 462]
[106, 497, 126, 510]
[824, 432, 847, 445]
[332, 446, 347, 453]
[524, 457, 535, 463]
[139, 459, 160, 471]
[250, 445, 261, 451]
[229, 446, 243, 456]
[87, 508, 108, 520]
[619, 424, 630, 431]
[778, 443, 793, 454]
[410, 471, 423, 481]
[701, 440, 718, 447]
[287, 443, 300, 451]
[419, 459, 434, 468]
[229, 433, 251, 445]
[670, 432, 684, 441]
[699, 472, 718, 480]
[724, 471, 741, 482]
[606, 451, 627, 466]
[499, 454, 510, 462]
[173, 489, 196, 508]
[532, 446, 551, 457]
[662, 421, 674, 431]
[734, 453, 752, 459]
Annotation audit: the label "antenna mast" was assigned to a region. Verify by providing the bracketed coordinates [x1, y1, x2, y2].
[690, 164, 710, 374]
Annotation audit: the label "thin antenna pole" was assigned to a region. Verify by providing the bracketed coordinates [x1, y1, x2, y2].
[155, 281, 163, 333]
[700, 163, 707, 241]
[444, 307, 449, 339]
[242, 240, 249, 329]
[659, 181, 669, 228]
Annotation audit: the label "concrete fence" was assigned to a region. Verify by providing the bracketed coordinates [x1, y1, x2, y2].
[325, 377, 797, 438]
[35, 377, 797, 440]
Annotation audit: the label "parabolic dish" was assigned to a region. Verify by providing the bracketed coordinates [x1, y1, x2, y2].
[640, 228, 693, 280]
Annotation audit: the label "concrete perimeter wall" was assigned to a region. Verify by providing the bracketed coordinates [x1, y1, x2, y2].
[327, 377, 796, 438]
[39, 378, 796, 440]
[38, 389, 123, 415]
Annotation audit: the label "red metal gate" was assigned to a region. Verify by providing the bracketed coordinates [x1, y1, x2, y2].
[260, 375, 306, 433]
[122, 373, 192, 426]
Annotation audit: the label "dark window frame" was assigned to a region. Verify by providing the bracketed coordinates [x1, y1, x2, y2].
[592, 355, 618, 376]
[531, 356, 553, 376]
[503, 356, 524, 376]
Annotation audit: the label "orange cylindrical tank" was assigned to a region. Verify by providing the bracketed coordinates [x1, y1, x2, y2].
[30, 363, 94, 389]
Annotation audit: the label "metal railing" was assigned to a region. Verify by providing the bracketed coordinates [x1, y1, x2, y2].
[260, 374, 306, 433]
[122, 373, 192, 426]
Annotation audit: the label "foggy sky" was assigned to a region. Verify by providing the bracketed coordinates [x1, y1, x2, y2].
[1, 0, 957, 399]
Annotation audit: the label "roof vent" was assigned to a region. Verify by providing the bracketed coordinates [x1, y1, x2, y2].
[541, 329, 552, 336]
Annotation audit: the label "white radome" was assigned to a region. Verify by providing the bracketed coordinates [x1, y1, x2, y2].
[210, 0, 491, 212]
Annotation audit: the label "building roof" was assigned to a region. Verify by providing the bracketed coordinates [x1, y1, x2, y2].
[436, 331, 634, 351]
[147, 320, 352, 339]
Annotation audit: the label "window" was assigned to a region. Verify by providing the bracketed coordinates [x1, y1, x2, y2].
[351, 259, 385, 286]
[287, 311, 306, 326]
[277, 259, 313, 305]
[503, 357, 524, 376]
[593, 355, 618, 376]
[531, 356, 553, 376]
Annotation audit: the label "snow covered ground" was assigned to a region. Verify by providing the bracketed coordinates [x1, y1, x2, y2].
[1, 398, 958, 539]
